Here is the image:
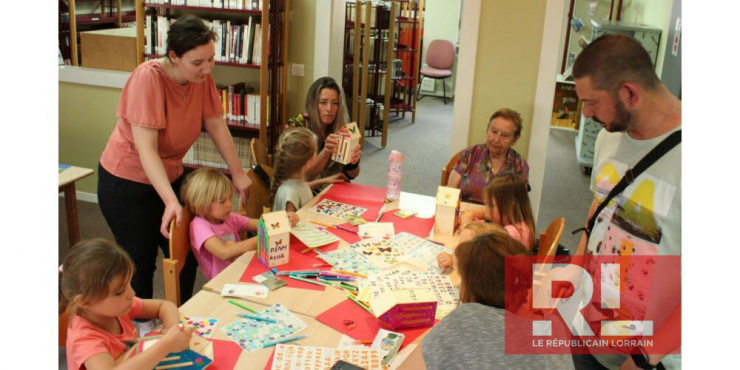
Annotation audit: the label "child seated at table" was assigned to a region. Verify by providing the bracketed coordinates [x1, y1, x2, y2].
[437, 221, 506, 271]
[62, 239, 194, 370]
[182, 167, 298, 280]
[459, 173, 536, 250]
[271, 127, 346, 212]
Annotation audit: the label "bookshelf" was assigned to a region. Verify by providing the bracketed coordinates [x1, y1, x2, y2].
[135, 0, 289, 172]
[342, 0, 424, 148]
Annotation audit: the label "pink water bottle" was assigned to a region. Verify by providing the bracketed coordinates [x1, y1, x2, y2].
[386, 150, 405, 201]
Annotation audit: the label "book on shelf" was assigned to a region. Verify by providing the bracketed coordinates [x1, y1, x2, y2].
[217, 82, 259, 128]
[146, 0, 263, 11]
[183, 132, 252, 170]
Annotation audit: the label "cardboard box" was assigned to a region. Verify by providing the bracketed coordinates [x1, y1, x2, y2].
[80, 27, 138, 72]
[434, 186, 461, 235]
[369, 288, 437, 330]
[257, 211, 292, 267]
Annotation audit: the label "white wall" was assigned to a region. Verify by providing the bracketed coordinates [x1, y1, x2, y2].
[420, 0, 462, 97]
[620, 0, 674, 77]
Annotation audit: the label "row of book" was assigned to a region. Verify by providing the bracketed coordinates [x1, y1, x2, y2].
[346, 1, 401, 28]
[145, 13, 264, 65]
[217, 83, 264, 127]
[183, 132, 253, 170]
[146, 0, 263, 10]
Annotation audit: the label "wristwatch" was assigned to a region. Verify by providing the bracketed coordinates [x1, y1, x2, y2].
[630, 346, 665, 370]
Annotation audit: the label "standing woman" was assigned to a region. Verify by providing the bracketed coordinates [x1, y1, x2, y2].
[285, 77, 361, 188]
[97, 15, 251, 306]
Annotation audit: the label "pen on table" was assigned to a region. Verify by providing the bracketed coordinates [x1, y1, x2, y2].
[276, 270, 324, 275]
[309, 220, 335, 228]
[335, 224, 358, 234]
[340, 282, 358, 291]
[262, 334, 307, 348]
[227, 299, 259, 314]
[289, 275, 331, 287]
[427, 239, 445, 247]
[318, 276, 354, 282]
[333, 270, 367, 279]
[374, 211, 384, 223]
[319, 271, 356, 279]
[236, 313, 278, 324]
[347, 294, 374, 315]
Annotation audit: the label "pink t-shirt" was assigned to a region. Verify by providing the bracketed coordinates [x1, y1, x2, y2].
[100, 59, 224, 184]
[505, 223, 533, 250]
[66, 297, 144, 370]
[190, 213, 250, 280]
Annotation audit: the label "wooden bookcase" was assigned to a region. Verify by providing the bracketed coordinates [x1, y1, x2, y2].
[342, 0, 424, 148]
[134, 0, 289, 171]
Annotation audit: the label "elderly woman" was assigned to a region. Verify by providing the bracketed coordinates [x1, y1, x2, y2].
[285, 77, 361, 188]
[447, 108, 529, 204]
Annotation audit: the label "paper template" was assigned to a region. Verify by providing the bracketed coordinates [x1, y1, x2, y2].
[270, 343, 384, 370]
[221, 303, 308, 352]
[290, 222, 340, 248]
[358, 222, 395, 239]
[349, 237, 407, 269]
[180, 315, 219, 338]
[308, 199, 367, 220]
[221, 283, 269, 299]
[318, 247, 382, 276]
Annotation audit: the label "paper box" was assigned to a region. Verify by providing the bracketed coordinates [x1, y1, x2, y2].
[369, 288, 437, 330]
[257, 211, 291, 267]
[434, 186, 461, 235]
[332, 122, 362, 164]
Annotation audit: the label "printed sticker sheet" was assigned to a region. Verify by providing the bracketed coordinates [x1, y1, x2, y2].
[308, 199, 367, 220]
[271, 344, 384, 370]
[360, 269, 459, 320]
[221, 303, 308, 352]
[317, 247, 381, 276]
[290, 222, 341, 248]
[388, 232, 449, 274]
[349, 237, 408, 269]
[179, 316, 219, 338]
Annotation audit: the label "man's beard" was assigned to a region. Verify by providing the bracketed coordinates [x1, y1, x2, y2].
[593, 99, 632, 133]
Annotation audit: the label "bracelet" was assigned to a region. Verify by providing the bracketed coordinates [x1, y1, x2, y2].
[344, 160, 360, 171]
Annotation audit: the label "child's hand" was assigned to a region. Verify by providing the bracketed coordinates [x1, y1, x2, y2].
[459, 210, 474, 227]
[437, 252, 453, 270]
[324, 173, 348, 185]
[287, 212, 300, 227]
[162, 326, 194, 353]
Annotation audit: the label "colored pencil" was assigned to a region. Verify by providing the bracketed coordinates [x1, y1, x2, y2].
[156, 362, 193, 369]
[319, 272, 355, 279]
[427, 239, 445, 247]
[334, 270, 367, 279]
[161, 356, 180, 361]
[319, 276, 354, 282]
[276, 270, 324, 275]
[228, 299, 259, 314]
[347, 294, 373, 315]
[340, 282, 358, 291]
[289, 275, 331, 287]
[335, 224, 359, 234]
[236, 313, 278, 324]
[374, 211, 384, 223]
[262, 334, 307, 348]
[309, 220, 335, 228]
[353, 339, 375, 344]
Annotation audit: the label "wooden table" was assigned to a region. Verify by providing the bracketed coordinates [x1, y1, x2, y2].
[59, 165, 94, 247]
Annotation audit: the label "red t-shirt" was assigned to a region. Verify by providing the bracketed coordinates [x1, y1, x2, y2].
[100, 59, 224, 184]
[65, 297, 144, 370]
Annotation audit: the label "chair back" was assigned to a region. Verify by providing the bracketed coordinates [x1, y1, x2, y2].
[164, 207, 194, 306]
[537, 217, 565, 259]
[251, 138, 272, 167]
[440, 150, 462, 186]
[425, 39, 455, 70]
[245, 165, 274, 220]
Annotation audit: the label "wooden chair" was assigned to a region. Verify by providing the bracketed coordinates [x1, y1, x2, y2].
[164, 207, 195, 306]
[244, 165, 274, 220]
[440, 150, 462, 186]
[251, 138, 272, 167]
[532, 217, 566, 313]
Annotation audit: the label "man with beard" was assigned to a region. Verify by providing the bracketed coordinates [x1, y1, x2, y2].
[569, 34, 682, 369]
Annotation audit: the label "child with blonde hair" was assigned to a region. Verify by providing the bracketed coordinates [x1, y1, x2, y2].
[61, 239, 194, 370]
[437, 221, 506, 270]
[182, 167, 297, 280]
[271, 127, 346, 212]
[461, 173, 536, 250]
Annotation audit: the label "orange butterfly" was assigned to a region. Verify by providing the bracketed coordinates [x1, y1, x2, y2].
[271, 222, 280, 229]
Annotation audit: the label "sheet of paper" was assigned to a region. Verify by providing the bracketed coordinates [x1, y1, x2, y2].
[221, 283, 269, 299]
[308, 199, 367, 220]
[358, 222, 395, 238]
[349, 237, 407, 269]
[270, 343, 384, 370]
[338, 334, 370, 349]
[393, 209, 417, 219]
[388, 232, 449, 274]
[318, 247, 381, 276]
[290, 222, 341, 248]
[221, 303, 308, 353]
[371, 329, 405, 366]
[180, 315, 219, 338]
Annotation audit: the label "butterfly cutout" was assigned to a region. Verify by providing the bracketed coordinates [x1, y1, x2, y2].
[275, 239, 282, 246]
[363, 251, 373, 255]
[379, 247, 392, 253]
[348, 126, 357, 134]
[372, 242, 383, 247]
[271, 222, 280, 229]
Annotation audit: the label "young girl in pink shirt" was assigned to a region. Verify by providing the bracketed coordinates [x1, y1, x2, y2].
[181, 167, 298, 280]
[61, 239, 193, 370]
[459, 173, 536, 250]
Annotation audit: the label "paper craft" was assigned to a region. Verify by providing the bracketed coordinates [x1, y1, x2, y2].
[222, 303, 308, 353]
[371, 329, 405, 366]
[180, 316, 219, 338]
[221, 283, 269, 299]
[308, 199, 367, 220]
[388, 232, 449, 274]
[290, 222, 340, 248]
[349, 238, 407, 269]
[369, 288, 438, 330]
[332, 122, 362, 165]
[257, 211, 292, 267]
[393, 209, 417, 219]
[318, 247, 381, 276]
[434, 186, 461, 235]
[357, 222, 395, 239]
[342, 214, 367, 226]
[253, 272, 287, 291]
[270, 343, 384, 370]
[155, 349, 212, 369]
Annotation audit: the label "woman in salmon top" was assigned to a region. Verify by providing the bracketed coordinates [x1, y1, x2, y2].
[97, 15, 251, 306]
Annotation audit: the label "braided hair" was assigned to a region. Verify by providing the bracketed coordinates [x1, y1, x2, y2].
[270, 127, 318, 207]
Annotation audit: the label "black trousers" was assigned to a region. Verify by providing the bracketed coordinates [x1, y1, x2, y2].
[97, 163, 197, 302]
